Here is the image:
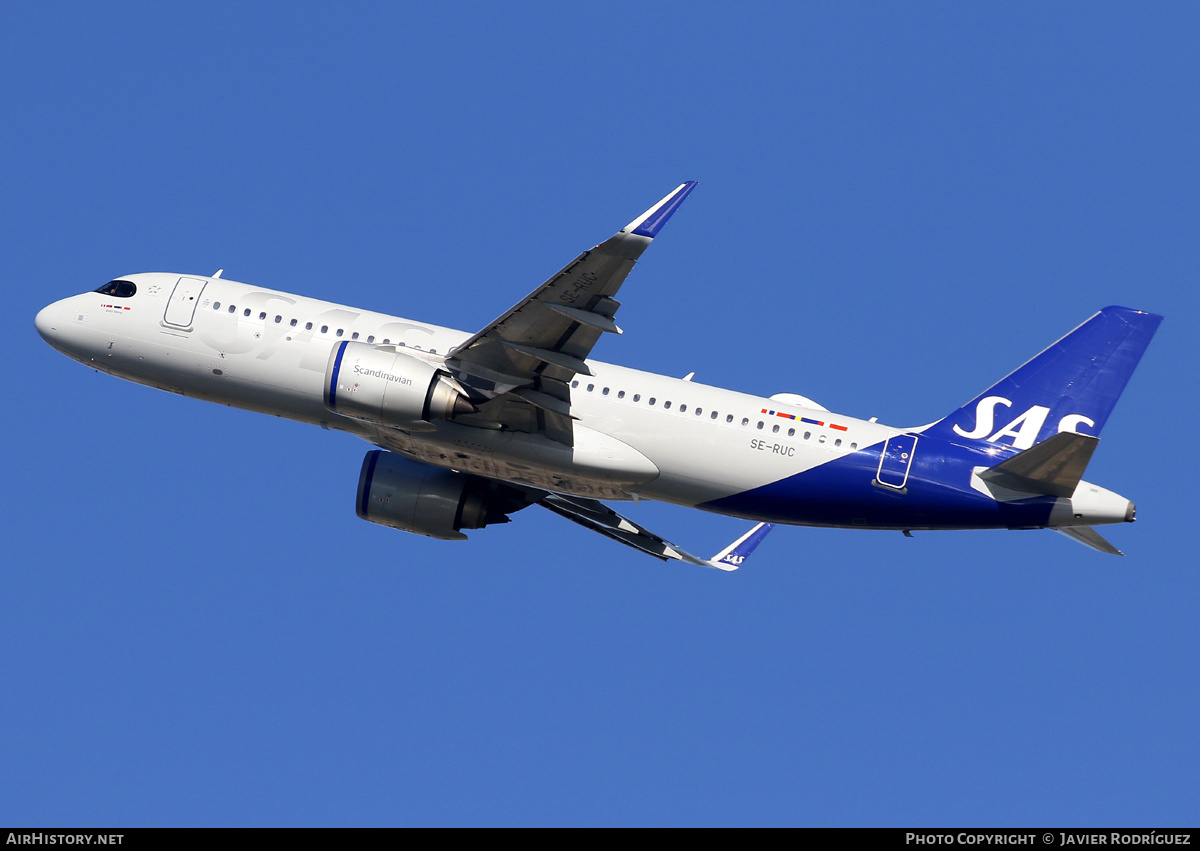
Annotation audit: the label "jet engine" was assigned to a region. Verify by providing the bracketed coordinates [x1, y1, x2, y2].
[324, 341, 475, 426]
[356, 450, 535, 540]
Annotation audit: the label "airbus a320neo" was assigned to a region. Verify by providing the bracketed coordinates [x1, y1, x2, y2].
[36, 183, 1161, 567]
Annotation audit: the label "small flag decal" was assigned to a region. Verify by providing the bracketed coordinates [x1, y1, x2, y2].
[760, 408, 848, 431]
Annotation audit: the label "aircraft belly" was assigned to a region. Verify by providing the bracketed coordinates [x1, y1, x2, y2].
[368, 421, 660, 501]
[701, 443, 1056, 530]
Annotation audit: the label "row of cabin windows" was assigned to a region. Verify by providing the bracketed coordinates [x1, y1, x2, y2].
[202, 300, 848, 447]
[208, 302, 437, 353]
[570, 379, 857, 449]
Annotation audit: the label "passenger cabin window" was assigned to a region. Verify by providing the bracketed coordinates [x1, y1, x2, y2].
[212, 302, 221, 310]
[94, 280, 136, 298]
[228, 305, 236, 313]
[305, 322, 313, 330]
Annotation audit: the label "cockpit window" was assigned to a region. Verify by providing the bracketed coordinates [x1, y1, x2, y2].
[94, 280, 137, 298]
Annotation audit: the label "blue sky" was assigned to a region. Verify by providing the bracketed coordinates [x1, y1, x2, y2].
[3, 2, 1198, 826]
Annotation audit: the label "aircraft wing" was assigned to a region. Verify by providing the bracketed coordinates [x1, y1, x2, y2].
[540, 493, 772, 571]
[445, 182, 698, 444]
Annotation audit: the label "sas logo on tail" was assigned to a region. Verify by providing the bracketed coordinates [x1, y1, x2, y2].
[952, 396, 1095, 450]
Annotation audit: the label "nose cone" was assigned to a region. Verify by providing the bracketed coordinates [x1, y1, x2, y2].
[35, 302, 60, 346]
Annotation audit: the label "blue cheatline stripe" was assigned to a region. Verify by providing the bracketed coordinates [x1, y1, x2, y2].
[328, 341, 348, 411]
[632, 181, 698, 238]
[358, 450, 381, 520]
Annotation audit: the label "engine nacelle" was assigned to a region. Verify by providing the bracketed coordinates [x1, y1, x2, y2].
[356, 450, 533, 540]
[324, 341, 475, 426]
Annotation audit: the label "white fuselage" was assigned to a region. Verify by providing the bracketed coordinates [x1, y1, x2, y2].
[37, 272, 891, 510]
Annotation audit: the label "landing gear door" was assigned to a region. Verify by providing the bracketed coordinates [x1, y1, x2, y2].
[163, 277, 207, 328]
[877, 434, 918, 489]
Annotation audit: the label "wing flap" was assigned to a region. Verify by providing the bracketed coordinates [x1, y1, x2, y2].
[545, 303, 622, 335]
[512, 387, 575, 417]
[500, 342, 594, 375]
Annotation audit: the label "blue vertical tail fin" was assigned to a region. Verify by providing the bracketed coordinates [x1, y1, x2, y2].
[923, 306, 1162, 452]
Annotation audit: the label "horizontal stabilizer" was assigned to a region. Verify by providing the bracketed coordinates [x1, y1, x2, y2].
[979, 431, 1099, 497]
[1056, 525, 1124, 556]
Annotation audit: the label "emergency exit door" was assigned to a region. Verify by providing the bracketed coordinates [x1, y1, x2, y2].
[876, 434, 918, 489]
[163, 277, 207, 328]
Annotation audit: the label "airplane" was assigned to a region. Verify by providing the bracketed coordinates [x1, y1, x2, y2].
[34, 182, 1161, 567]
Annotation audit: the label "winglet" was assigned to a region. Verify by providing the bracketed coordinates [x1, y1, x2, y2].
[624, 181, 699, 238]
[708, 522, 773, 571]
